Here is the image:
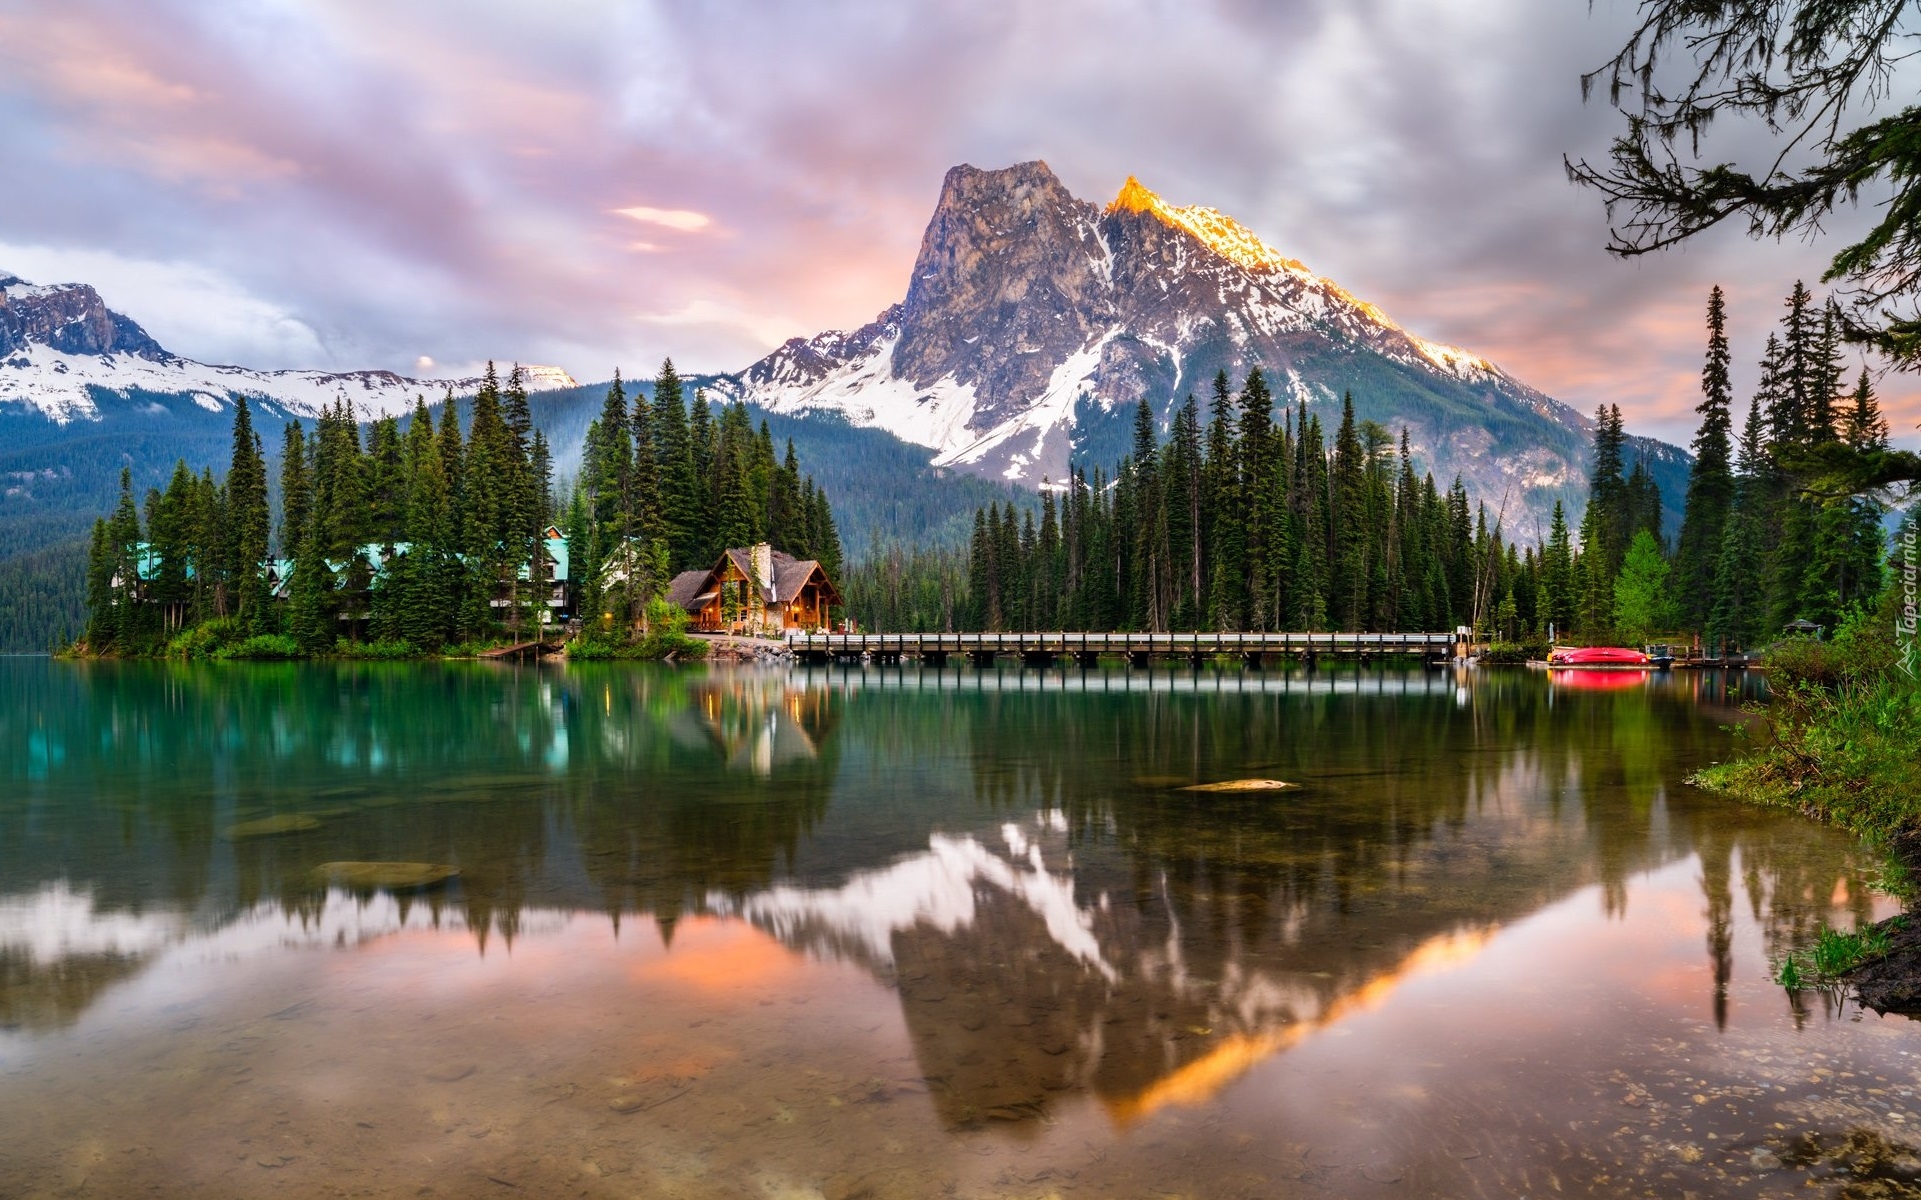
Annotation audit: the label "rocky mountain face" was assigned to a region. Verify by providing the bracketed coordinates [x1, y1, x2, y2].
[716, 161, 1687, 542]
[0, 273, 575, 424]
[0, 275, 164, 359]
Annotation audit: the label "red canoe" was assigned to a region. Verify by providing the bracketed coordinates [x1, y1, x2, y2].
[1545, 646, 1651, 668]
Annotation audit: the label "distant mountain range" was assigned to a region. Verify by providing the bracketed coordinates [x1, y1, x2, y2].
[0, 272, 577, 423]
[0, 274, 1029, 650]
[0, 162, 1693, 648]
[710, 161, 1688, 543]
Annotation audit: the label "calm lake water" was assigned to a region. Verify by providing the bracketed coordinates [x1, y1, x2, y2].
[2, 657, 1917, 1198]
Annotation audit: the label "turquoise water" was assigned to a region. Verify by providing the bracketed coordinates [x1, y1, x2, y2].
[0, 658, 1913, 1198]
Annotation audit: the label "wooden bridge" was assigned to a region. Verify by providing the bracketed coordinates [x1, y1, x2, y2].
[789, 629, 1468, 667]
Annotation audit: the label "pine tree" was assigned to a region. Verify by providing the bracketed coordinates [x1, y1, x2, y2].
[227, 396, 273, 634]
[108, 467, 147, 646]
[1708, 396, 1770, 650]
[651, 359, 702, 569]
[280, 422, 312, 558]
[1330, 392, 1367, 631]
[84, 517, 114, 649]
[1673, 285, 1737, 630]
[1541, 500, 1576, 638]
[1166, 393, 1204, 628]
[1203, 371, 1243, 630]
[364, 414, 406, 545]
[1237, 370, 1275, 629]
[147, 461, 197, 632]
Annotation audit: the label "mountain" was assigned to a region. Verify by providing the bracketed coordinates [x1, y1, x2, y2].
[0, 276, 1026, 648]
[0, 272, 578, 424]
[712, 161, 1688, 543]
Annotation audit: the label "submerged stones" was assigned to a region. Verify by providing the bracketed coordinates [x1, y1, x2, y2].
[1178, 779, 1298, 793]
[223, 814, 322, 839]
[312, 862, 460, 889]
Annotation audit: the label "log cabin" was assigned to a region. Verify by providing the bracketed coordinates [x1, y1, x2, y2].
[666, 543, 841, 635]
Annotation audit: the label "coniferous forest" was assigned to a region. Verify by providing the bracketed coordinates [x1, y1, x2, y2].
[847, 280, 1904, 650]
[77, 283, 1907, 656]
[78, 360, 842, 657]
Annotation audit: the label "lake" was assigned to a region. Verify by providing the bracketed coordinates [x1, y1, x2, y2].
[1, 657, 1915, 1198]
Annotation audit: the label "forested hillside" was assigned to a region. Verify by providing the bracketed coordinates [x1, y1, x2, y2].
[0, 366, 1026, 650]
[78, 364, 845, 658]
[847, 282, 1908, 648]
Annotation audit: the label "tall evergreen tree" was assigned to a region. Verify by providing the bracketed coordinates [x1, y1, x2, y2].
[1674, 286, 1737, 629]
[650, 358, 703, 569]
[1708, 396, 1770, 649]
[227, 396, 273, 633]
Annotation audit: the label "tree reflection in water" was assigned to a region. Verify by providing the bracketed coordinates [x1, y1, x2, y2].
[0, 659, 1899, 1188]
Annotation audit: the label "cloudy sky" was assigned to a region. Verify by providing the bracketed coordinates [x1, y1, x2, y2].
[0, 0, 1912, 448]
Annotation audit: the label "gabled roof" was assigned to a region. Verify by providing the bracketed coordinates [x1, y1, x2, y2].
[670, 546, 840, 614]
[772, 555, 836, 605]
[667, 568, 715, 612]
[718, 546, 838, 605]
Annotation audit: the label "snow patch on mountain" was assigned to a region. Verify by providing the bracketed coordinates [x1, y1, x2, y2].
[0, 341, 573, 423]
[933, 334, 1113, 483]
[734, 329, 984, 453]
[0, 274, 577, 424]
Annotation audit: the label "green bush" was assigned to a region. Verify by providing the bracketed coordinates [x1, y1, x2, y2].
[566, 599, 709, 662]
[1765, 604, 1898, 689]
[1480, 640, 1548, 665]
[1692, 593, 1921, 855]
[166, 618, 242, 660]
[334, 638, 420, 660]
[565, 637, 619, 661]
[213, 633, 305, 661]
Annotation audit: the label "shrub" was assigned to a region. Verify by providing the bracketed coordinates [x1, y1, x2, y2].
[334, 638, 420, 660]
[1692, 592, 1921, 855]
[214, 633, 305, 661]
[565, 599, 709, 662]
[167, 618, 242, 659]
[1480, 640, 1548, 665]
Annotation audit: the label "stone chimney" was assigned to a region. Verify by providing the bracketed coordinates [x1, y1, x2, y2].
[751, 542, 773, 598]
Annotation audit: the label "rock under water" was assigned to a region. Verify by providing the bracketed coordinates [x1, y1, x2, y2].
[312, 862, 460, 889]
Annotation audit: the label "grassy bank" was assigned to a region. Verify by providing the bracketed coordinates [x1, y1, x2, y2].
[1690, 595, 1921, 852]
[60, 600, 708, 663]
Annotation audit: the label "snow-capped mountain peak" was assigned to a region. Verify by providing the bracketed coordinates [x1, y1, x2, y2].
[1107, 175, 1305, 276]
[712, 159, 1651, 540]
[0, 273, 577, 424]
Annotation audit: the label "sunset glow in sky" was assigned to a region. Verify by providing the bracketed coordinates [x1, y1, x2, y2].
[1, 0, 1913, 447]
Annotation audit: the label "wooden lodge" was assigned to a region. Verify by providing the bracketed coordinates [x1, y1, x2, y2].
[667, 543, 841, 636]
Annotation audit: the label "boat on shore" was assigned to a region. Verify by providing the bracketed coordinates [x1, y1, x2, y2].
[1526, 646, 1653, 670]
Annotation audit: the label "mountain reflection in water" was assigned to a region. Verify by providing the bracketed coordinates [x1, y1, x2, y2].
[0, 659, 1909, 1199]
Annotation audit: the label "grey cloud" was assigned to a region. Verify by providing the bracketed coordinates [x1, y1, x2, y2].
[0, 0, 1908, 443]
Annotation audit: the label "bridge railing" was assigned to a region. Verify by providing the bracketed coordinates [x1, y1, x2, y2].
[790, 630, 1459, 655]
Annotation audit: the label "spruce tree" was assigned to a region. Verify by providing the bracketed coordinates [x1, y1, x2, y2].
[1541, 501, 1576, 638]
[1673, 285, 1737, 630]
[1203, 371, 1242, 629]
[1708, 396, 1770, 650]
[1330, 393, 1367, 630]
[1238, 370, 1275, 629]
[651, 359, 702, 568]
[280, 422, 312, 558]
[227, 397, 273, 634]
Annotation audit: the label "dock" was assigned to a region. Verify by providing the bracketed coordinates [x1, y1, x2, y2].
[789, 630, 1465, 667]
